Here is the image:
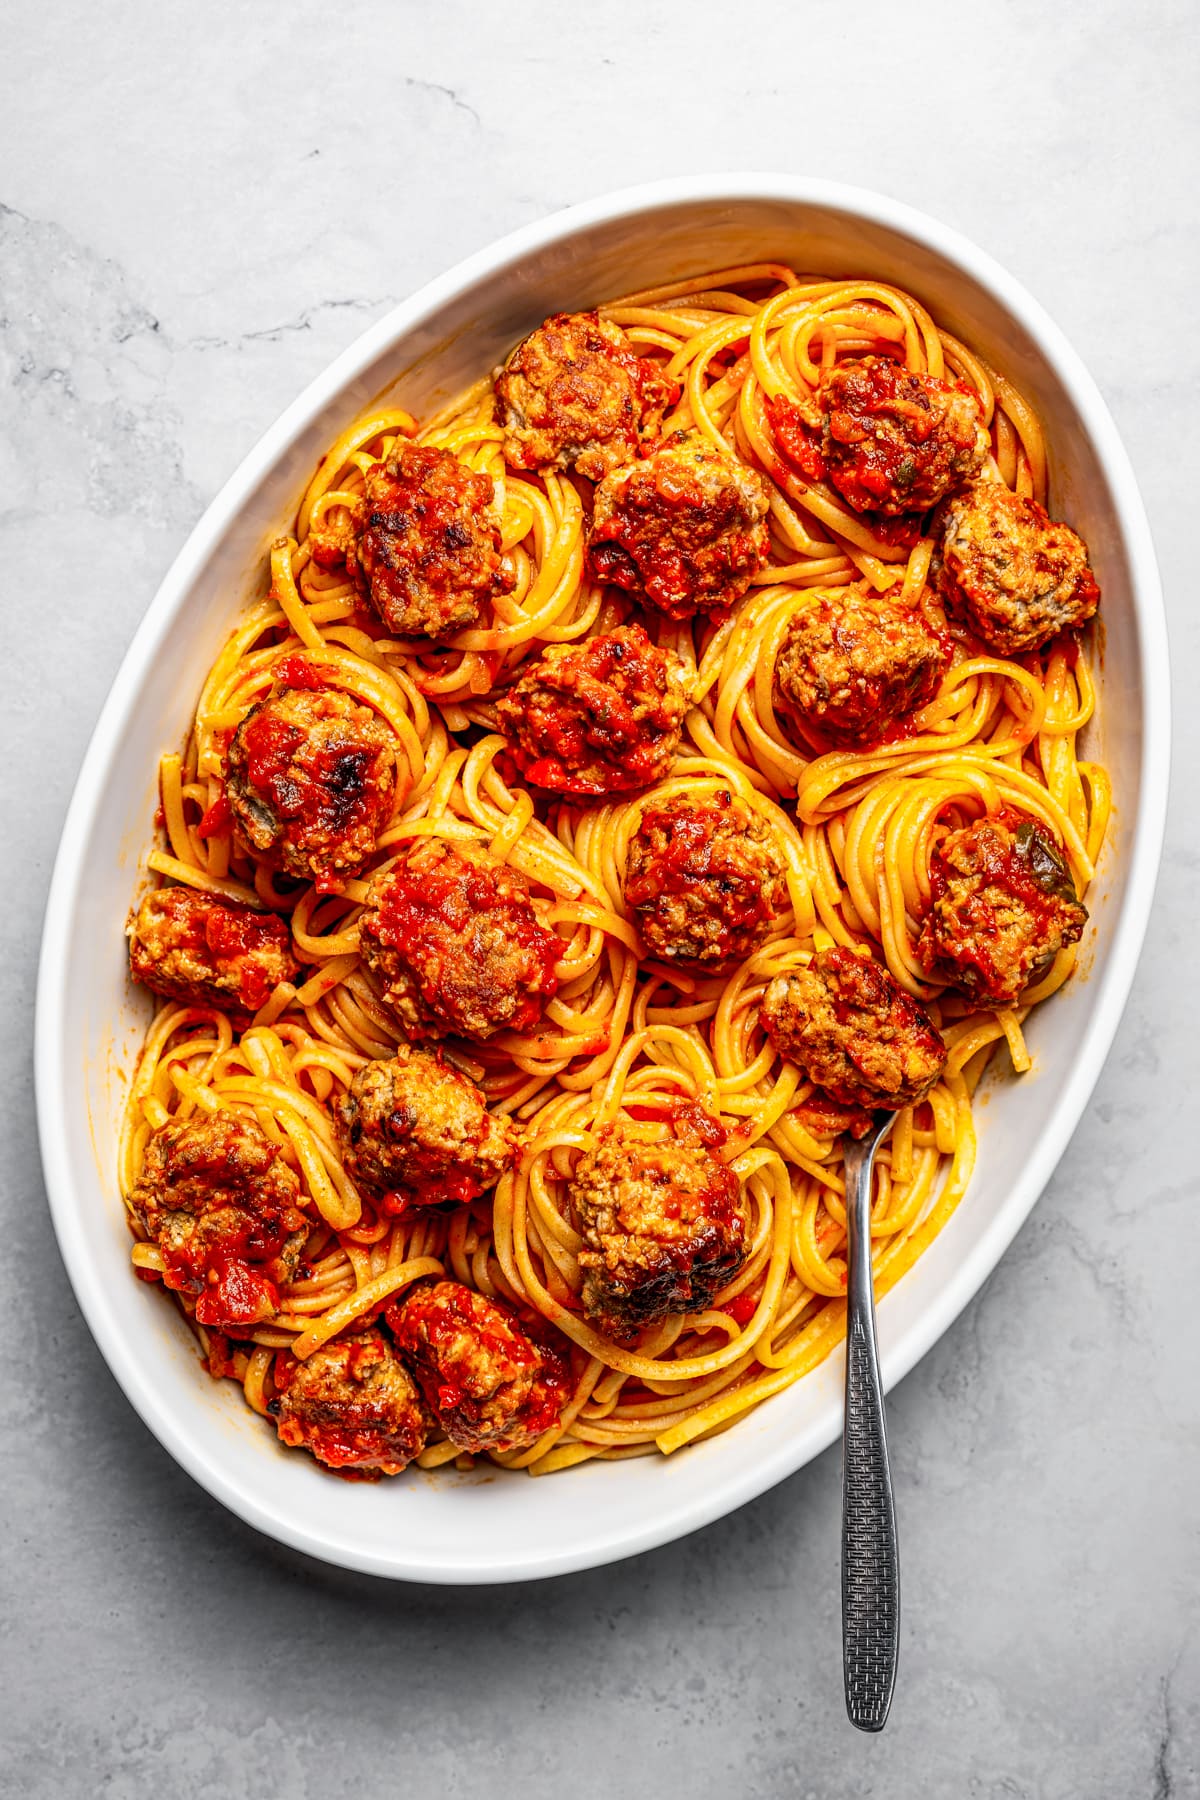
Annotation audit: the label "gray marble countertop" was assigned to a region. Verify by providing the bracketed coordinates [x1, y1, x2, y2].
[3, 3, 1197, 1794]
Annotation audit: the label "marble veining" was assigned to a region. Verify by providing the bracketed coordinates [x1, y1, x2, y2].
[2, 0, 1197, 1793]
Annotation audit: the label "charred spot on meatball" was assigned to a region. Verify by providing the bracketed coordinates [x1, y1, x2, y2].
[494, 624, 690, 798]
[761, 947, 946, 1112]
[274, 1331, 428, 1476]
[358, 837, 561, 1042]
[225, 686, 397, 892]
[916, 810, 1087, 1004]
[774, 587, 949, 748]
[494, 310, 676, 482]
[128, 886, 298, 1016]
[935, 479, 1100, 655]
[587, 430, 771, 622]
[130, 1115, 308, 1330]
[624, 790, 789, 971]
[387, 1279, 568, 1454]
[569, 1128, 749, 1341]
[353, 443, 514, 641]
[334, 1046, 517, 1216]
[819, 356, 989, 516]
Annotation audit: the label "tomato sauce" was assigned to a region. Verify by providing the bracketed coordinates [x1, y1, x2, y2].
[631, 797, 777, 962]
[240, 708, 374, 835]
[922, 809, 1084, 1000]
[130, 887, 295, 1013]
[272, 655, 327, 691]
[387, 1281, 567, 1445]
[821, 357, 985, 515]
[234, 694, 389, 852]
[721, 1290, 758, 1327]
[372, 848, 560, 1032]
[151, 1128, 302, 1329]
[498, 626, 686, 797]
[765, 391, 827, 482]
[196, 791, 232, 839]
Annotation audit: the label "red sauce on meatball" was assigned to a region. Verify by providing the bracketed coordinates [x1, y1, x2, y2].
[765, 391, 828, 482]
[376, 862, 557, 1029]
[625, 793, 787, 968]
[819, 356, 988, 516]
[128, 887, 297, 1019]
[586, 431, 770, 622]
[227, 687, 396, 893]
[131, 1117, 308, 1331]
[172, 1210, 292, 1315]
[273, 1332, 428, 1476]
[359, 841, 561, 1041]
[355, 444, 513, 639]
[494, 625, 690, 797]
[195, 1249, 281, 1329]
[239, 708, 347, 830]
[918, 807, 1088, 1002]
[387, 1280, 568, 1453]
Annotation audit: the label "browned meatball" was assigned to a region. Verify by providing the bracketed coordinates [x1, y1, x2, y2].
[774, 588, 949, 747]
[353, 443, 514, 640]
[226, 686, 397, 892]
[587, 430, 771, 622]
[387, 1280, 568, 1454]
[761, 947, 946, 1111]
[358, 837, 561, 1042]
[624, 790, 789, 970]
[569, 1128, 749, 1341]
[819, 356, 989, 515]
[935, 479, 1100, 654]
[128, 886, 298, 1016]
[130, 1115, 308, 1329]
[334, 1046, 517, 1215]
[494, 310, 676, 482]
[274, 1331, 428, 1476]
[916, 810, 1087, 1003]
[494, 625, 689, 797]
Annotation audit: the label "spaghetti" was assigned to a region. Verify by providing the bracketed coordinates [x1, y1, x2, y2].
[120, 264, 1109, 1480]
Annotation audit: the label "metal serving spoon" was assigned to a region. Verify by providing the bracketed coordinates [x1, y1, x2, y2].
[840, 1110, 900, 1732]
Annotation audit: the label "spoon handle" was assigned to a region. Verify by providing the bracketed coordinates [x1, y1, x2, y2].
[841, 1126, 900, 1732]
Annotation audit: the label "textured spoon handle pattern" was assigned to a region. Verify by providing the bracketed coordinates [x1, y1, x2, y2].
[842, 1308, 900, 1731]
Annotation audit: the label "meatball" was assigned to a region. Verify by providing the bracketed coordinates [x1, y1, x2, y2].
[494, 624, 690, 797]
[587, 430, 771, 622]
[935, 479, 1100, 655]
[494, 310, 676, 482]
[334, 1046, 517, 1215]
[569, 1129, 749, 1341]
[128, 886, 298, 1016]
[226, 686, 397, 892]
[623, 790, 789, 970]
[916, 810, 1088, 1004]
[761, 947, 946, 1111]
[774, 588, 949, 747]
[358, 837, 561, 1042]
[819, 356, 989, 515]
[130, 1115, 308, 1329]
[274, 1331, 428, 1476]
[387, 1280, 567, 1454]
[354, 443, 514, 640]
